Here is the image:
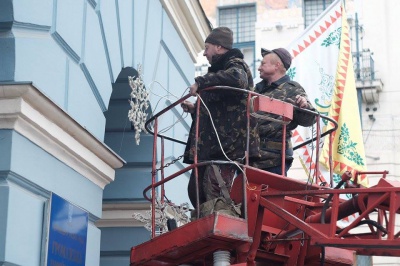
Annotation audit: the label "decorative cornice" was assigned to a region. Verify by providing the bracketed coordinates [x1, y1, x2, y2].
[0, 83, 125, 189]
[96, 202, 151, 227]
[160, 0, 211, 62]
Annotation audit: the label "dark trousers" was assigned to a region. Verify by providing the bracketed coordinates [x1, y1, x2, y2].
[262, 161, 292, 176]
[187, 164, 236, 207]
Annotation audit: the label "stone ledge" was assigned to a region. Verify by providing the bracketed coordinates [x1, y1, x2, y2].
[0, 82, 125, 189]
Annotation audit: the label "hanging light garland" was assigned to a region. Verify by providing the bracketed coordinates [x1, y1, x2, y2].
[132, 195, 191, 235]
[128, 64, 150, 145]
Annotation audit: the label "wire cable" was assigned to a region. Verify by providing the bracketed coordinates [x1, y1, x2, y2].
[196, 92, 254, 190]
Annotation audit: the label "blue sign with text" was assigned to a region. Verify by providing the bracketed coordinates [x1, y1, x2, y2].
[47, 193, 88, 266]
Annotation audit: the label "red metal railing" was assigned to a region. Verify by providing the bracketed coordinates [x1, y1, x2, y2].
[143, 86, 337, 237]
[131, 86, 400, 265]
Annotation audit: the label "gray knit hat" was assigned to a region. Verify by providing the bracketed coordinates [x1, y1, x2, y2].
[205, 27, 233, 49]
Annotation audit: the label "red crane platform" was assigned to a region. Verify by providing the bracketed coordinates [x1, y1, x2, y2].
[130, 213, 251, 265]
[130, 88, 400, 265]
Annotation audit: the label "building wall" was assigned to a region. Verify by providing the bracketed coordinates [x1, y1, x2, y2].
[356, 0, 400, 185]
[0, 0, 209, 265]
[0, 82, 122, 266]
[354, 0, 400, 265]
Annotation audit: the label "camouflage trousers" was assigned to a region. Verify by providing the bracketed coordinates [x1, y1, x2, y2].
[187, 164, 237, 207]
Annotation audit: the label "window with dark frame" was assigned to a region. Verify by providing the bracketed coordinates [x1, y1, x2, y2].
[218, 4, 257, 75]
[303, 0, 335, 28]
[219, 4, 256, 43]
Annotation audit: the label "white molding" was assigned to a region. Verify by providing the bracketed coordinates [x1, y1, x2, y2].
[96, 202, 151, 228]
[0, 83, 124, 189]
[160, 0, 211, 62]
[96, 209, 148, 227]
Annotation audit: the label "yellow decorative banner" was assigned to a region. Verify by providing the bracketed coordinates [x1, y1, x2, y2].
[288, 0, 369, 188]
[319, 6, 368, 187]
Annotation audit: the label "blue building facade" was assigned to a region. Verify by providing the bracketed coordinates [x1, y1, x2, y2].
[0, 0, 210, 265]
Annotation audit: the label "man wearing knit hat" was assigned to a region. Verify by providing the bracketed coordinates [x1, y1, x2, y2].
[181, 27, 260, 217]
[252, 47, 316, 175]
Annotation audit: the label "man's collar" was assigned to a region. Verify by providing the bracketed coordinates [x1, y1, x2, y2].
[270, 75, 290, 87]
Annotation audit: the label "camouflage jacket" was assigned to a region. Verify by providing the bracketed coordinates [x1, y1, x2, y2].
[183, 48, 260, 164]
[252, 75, 316, 169]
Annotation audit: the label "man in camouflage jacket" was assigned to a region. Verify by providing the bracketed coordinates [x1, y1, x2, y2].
[252, 48, 316, 175]
[181, 27, 260, 208]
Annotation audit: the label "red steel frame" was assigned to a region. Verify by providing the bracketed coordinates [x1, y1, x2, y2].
[131, 87, 400, 265]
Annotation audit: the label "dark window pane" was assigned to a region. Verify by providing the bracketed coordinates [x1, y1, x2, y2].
[219, 4, 256, 43]
[217, 4, 256, 76]
[304, 0, 334, 28]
